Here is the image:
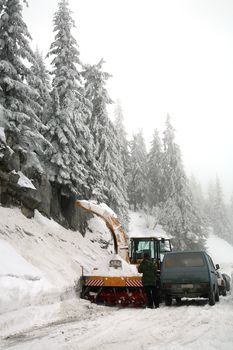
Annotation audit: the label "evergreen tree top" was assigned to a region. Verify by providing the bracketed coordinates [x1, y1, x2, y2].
[0, 0, 34, 67]
[113, 100, 128, 141]
[0, 0, 44, 128]
[149, 129, 162, 152]
[47, 0, 82, 107]
[33, 49, 51, 88]
[163, 114, 176, 148]
[82, 59, 112, 105]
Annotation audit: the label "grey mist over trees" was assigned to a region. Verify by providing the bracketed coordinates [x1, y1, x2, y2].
[204, 177, 233, 245]
[0, 0, 232, 248]
[127, 116, 207, 250]
[128, 130, 148, 212]
[159, 117, 206, 250]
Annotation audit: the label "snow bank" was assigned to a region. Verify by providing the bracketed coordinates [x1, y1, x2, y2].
[0, 205, 233, 341]
[0, 239, 41, 277]
[0, 205, 113, 335]
[207, 233, 233, 275]
[0, 240, 52, 314]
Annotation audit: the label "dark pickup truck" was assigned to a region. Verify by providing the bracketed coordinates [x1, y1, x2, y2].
[161, 251, 220, 306]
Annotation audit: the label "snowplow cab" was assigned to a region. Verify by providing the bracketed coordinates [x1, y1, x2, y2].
[129, 237, 172, 267]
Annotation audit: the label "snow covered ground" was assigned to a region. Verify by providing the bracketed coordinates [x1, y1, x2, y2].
[0, 205, 233, 349]
[0, 205, 113, 335]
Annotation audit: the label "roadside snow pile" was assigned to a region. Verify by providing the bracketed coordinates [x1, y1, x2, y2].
[0, 205, 113, 335]
[0, 240, 51, 314]
[207, 234, 233, 275]
[0, 239, 42, 278]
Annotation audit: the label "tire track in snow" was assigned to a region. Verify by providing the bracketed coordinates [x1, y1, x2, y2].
[2, 295, 233, 350]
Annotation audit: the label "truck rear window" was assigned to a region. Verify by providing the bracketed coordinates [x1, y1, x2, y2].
[164, 252, 205, 268]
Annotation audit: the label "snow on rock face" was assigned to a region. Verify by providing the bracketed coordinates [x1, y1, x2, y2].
[0, 127, 7, 160]
[15, 171, 36, 189]
[0, 127, 6, 144]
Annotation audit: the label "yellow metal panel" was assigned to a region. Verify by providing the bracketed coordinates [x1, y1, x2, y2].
[85, 275, 142, 287]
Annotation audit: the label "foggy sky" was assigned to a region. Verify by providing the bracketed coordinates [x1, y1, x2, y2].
[23, 0, 233, 202]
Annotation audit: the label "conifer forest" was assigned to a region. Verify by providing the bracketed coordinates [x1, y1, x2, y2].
[0, 0, 232, 249]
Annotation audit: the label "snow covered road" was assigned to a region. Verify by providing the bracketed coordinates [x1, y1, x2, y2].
[1, 207, 233, 349]
[2, 295, 233, 350]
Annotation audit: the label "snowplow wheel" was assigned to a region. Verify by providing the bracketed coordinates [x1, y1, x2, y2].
[209, 289, 216, 305]
[165, 295, 172, 306]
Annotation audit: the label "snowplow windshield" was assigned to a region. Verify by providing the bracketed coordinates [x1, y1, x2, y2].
[134, 238, 156, 259]
[130, 237, 171, 263]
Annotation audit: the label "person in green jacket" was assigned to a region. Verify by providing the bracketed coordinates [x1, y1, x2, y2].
[138, 252, 160, 309]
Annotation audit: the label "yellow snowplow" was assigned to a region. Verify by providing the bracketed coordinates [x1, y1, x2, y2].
[75, 200, 172, 306]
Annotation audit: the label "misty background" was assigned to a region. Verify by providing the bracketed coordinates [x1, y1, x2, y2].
[23, 0, 233, 202]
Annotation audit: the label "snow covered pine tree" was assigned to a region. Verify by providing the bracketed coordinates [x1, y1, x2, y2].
[82, 60, 129, 227]
[0, 0, 49, 173]
[160, 115, 206, 250]
[128, 130, 148, 211]
[147, 129, 164, 209]
[46, 0, 95, 198]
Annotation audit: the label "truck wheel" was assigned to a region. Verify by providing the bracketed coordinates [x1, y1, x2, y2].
[222, 288, 227, 296]
[209, 290, 216, 305]
[165, 295, 172, 306]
